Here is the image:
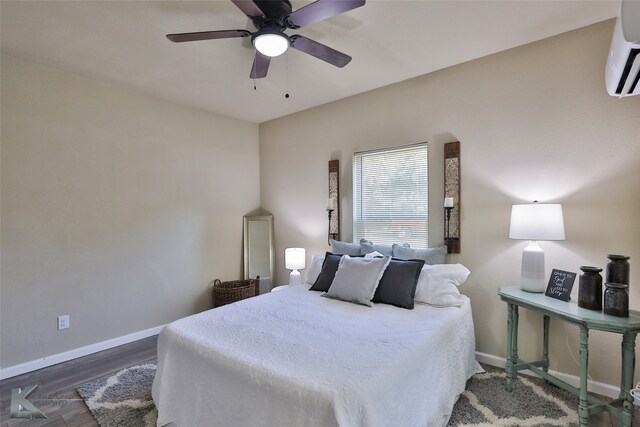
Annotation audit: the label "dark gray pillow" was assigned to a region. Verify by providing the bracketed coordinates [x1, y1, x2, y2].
[329, 239, 361, 256]
[372, 259, 425, 309]
[310, 252, 342, 292]
[393, 245, 447, 265]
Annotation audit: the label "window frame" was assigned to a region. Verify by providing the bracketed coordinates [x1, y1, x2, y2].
[352, 142, 429, 248]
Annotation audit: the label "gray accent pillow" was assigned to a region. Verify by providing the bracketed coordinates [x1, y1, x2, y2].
[360, 239, 409, 256]
[393, 245, 447, 265]
[326, 255, 391, 306]
[372, 258, 425, 309]
[329, 239, 361, 256]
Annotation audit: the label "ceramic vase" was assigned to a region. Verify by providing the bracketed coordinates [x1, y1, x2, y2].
[606, 254, 630, 285]
[604, 282, 629, 317]
[578, 266, 603, 310]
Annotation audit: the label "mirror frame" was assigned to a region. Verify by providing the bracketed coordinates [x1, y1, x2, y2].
[243, 214, 275, 292]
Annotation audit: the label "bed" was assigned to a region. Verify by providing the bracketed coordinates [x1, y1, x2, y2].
[152, 283, 480, 427]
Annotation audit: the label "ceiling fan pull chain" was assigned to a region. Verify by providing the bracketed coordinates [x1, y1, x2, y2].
[285, 50, 290, 99]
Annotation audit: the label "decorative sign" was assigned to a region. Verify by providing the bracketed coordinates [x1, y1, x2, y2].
[545, 269, 577, 301]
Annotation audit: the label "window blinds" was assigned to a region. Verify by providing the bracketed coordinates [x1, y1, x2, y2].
[353, 143, 428, 248]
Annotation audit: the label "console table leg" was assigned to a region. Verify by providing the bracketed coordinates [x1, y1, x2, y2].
[506, 303, 514, 392]
[578, 326, 589, 427]
[510, 305, 519, 386]
[542, 315, 550, 375]
[620, 332, 636, 427]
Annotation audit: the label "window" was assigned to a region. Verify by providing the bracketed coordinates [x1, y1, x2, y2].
[353, 143, 428, 248]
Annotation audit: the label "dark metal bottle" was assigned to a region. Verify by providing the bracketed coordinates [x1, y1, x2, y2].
[578, 266, 603, 310]
[606, 254, 630, 285]
[604, 282, 629, 317]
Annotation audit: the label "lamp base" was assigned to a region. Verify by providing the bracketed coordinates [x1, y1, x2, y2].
[289, 269, 302, 286]
[520, 241, 546, 293]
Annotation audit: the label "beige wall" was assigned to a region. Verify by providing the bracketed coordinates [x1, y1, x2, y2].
[0, 55, 260, 368]
[259, 20, 640, 386]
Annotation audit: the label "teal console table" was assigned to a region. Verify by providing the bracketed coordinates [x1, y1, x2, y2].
[498, 286, 640, 427]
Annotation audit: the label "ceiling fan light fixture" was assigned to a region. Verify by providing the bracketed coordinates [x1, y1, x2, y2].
[167, 0, 367, 78]
[253, 30, 290, 57]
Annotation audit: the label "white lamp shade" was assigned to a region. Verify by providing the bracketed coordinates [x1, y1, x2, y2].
[285, 248, 305, 270]
[509, 203, 565, 241]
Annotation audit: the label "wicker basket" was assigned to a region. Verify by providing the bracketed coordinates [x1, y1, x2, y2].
[213, 276, 260, 307]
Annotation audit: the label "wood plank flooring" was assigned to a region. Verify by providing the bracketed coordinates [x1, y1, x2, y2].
[0, 336, 157, 427]
[0, 334, 635, 426]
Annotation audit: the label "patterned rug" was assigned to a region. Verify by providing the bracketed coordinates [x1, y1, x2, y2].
[77, 362, 157, 427]
[448, 368, 579, 426]
[78, 362, 582, 427]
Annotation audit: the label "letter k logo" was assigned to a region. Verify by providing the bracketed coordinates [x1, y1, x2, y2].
[10, 384, 47, 419]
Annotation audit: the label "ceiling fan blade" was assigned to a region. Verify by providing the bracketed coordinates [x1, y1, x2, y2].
[231, 0, 264, 18]
[288, 0, 365, 28]
[250, 52, 271, 78]
[167, 29, 251, 43]
[290, 35, 352, 68]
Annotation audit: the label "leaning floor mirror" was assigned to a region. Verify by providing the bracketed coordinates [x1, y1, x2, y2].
[243, 212, 275, 294]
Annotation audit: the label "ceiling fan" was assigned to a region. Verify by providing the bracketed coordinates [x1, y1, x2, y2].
[167, 0, 366, 79]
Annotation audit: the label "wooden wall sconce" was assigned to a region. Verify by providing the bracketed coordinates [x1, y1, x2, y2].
[444, 142, 460, 253]
[328, 160, 340, 243]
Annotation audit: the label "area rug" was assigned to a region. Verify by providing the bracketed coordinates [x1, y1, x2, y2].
[78, 362, 582, 427]
[447, 368, 579, 426]
[77, 361, 157, 427]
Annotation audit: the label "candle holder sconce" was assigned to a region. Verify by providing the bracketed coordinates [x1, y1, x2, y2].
[326, 207, 335, 244]
[444, 205, 453, 253]
[444, 142, 461, 254]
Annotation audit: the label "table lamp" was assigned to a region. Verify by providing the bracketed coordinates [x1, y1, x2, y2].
[509, 202, 565, 292]
[285, 247, 305, 286]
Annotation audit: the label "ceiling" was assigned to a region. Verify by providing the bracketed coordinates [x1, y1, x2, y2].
[1, 1, 618, 123]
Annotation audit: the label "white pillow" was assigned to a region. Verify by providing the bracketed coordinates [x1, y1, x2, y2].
[428, 264, 471, 287]
[360, 239, 410, 256]
[305, 254, 325, 284]
[414, 264, 471, 307]
[326, 255, 391, 306]
[364, 251, 385, 259]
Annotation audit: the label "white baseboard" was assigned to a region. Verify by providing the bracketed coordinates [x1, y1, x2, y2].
[475, 351, 631, 403]
[0, 324, 165, 380]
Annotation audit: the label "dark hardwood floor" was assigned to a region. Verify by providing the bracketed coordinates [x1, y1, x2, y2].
[0, 336, 157, 427]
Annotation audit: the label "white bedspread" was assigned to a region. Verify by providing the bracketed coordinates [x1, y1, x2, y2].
[152, 285, 480, 427]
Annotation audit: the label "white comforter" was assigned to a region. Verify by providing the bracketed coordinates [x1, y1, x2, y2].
[152, 284, 479, 427]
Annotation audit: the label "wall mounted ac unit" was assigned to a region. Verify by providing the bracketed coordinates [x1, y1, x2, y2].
[605, 1, 640, 97]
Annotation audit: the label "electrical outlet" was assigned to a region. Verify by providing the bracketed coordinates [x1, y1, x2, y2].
[57, 315, 69, 330]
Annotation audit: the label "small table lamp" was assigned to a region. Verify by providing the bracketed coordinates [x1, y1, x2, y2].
[285, 248, 305, 286]
[509, 202, 565, 293]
